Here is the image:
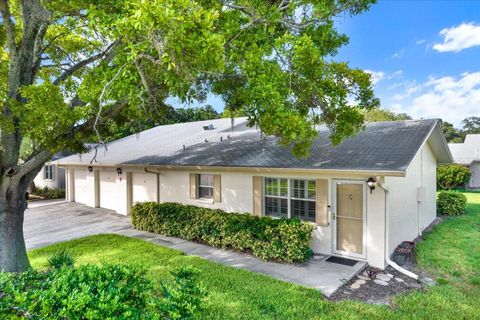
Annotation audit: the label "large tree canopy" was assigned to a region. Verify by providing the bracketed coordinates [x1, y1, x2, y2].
[0, 0, 378, 272]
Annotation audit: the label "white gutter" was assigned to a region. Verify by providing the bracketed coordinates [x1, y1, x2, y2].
[378, 178, 419, 280]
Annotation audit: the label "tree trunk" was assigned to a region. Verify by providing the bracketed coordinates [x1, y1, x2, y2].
[0, 180, 31, 272]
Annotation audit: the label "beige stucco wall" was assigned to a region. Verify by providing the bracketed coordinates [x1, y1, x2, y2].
[157, 169, 387, 268]
[33, 164, 66, 190]
[64, 166, 401, 269]
[132, 172, 158, 204]
[385, 143, 437, 256]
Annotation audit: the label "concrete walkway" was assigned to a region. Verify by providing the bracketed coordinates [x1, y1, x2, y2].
[24, 202, 365, 296]
[27, 198, 67, 208]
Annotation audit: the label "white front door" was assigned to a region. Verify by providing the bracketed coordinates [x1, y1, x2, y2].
[332, 180, 367, 259]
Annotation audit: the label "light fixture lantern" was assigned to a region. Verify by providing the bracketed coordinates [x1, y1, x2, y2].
[88, 166, 93, 173]
[116, 168, 122, 176]
[367, 177, 376, 194]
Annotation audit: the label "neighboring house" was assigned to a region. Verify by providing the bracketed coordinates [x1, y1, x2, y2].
[449, 134, 480, 189]
[58, 118, 452, 269]
[33, 151, 73, 190]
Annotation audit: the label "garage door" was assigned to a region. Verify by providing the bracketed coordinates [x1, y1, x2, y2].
[99, 171, 119, 211]
[73, 169, 90, 205]
[132, 172, 157, 204]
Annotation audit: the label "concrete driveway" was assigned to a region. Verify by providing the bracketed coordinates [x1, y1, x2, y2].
[24, 201, 365, 296]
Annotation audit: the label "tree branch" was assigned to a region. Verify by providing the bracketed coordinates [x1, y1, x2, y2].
[15, 149, 52, 181]
[52, 41, 117, 85]
[0, 0, 17, 55]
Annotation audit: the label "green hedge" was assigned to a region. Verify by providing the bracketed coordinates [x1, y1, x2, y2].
[437, 191, 467, 216]
[131, 202, 314, 263]
[0, 259, 205, 320]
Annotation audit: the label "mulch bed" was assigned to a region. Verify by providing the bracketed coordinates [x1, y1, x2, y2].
[329, 265, 425, 305]
[329, 223, 441, 305]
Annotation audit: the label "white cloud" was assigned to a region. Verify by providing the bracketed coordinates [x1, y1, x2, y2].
[433, 22, 480, 52]
[390, 49, 405, 59]
[387, 72, 480, 126]
[365, 70, 403, 86]
[390, 80, 421, 101]
[416, 39, 426, 45]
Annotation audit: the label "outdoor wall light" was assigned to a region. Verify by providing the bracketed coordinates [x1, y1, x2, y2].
[116, 168, 122, 176]
[367, 177, 376, 194]
[88, 166, 93, 173]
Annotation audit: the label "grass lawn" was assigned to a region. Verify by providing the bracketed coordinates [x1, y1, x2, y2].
[28, 193, 480, 319]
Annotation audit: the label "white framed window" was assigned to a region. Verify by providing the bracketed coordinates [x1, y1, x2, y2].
[264, 178, 316, 222]
[44, 165, 54, 180]
[198, 174, 214, 199]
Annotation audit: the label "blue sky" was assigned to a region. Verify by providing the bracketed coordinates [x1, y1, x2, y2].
[335, 0, 480, 127]
[186, 1, 480, 128]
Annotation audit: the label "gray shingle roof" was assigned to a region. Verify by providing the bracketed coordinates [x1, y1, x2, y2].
[449, 134, 480, 165]
[59, 118, 439, 173]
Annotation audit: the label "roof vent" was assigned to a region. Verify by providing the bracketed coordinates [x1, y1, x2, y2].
[203, 124, 215, 131]
[227, 135, 231, 139]
[204, 138, 208, 143]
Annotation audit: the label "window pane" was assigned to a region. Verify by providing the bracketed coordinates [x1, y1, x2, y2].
[199, 186, 213, 199]
[199, 174, 213, 186]
[291, 179, 305, 198]
[279, 178, 288, 197]
[264, 178, 287, 197]
[291, 199, 316, 222]
[265, 197, 288, 218]
[44, 166, 52, 179]
[265, 178, 277, 196]
[307, 180, 316, 200]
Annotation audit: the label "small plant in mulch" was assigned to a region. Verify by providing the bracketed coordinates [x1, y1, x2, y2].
[364, 266, 379, 279]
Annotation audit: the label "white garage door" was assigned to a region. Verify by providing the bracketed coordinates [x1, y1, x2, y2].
[99, 171, 120, 211]
[132, 172, 157, 204]
[74, 169, 90, 205]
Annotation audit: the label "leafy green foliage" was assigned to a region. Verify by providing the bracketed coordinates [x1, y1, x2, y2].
[437, 191, 467, 216]
[47, 249, 75, 269]
[363, 107, 411, 122]
[437, 164, 471, 190]
[160, 266, 207, 320]
[441, 117, 480, 143]
[441, 121, 465, 143]
[0, 254, 205, 319]
[462, 116, 480, 135]
[101, 105, 221, 142]
[131, 202, 313, 263]
[32, 186, 66, 199]
[1, 0, 379, 161]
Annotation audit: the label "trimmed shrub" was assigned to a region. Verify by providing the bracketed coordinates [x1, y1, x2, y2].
[131, 202, 314, 263]
[0, 256, 205, 320]
[33, 186, 66, 199]
[437, 164, 471, 190]
[437, 191, 467, 216]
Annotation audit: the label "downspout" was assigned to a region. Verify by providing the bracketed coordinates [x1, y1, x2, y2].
[378, 178, 419, 280]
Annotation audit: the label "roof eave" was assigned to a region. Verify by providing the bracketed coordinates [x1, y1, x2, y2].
[58, 162, 406, 177]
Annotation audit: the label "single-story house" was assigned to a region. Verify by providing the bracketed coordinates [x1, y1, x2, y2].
[33, 151, 72, 190]
[449, 134, 480, 189]
[58, 118, 452, 269]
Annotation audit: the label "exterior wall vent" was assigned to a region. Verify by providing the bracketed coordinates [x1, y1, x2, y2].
[203, 124, 215, 130]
